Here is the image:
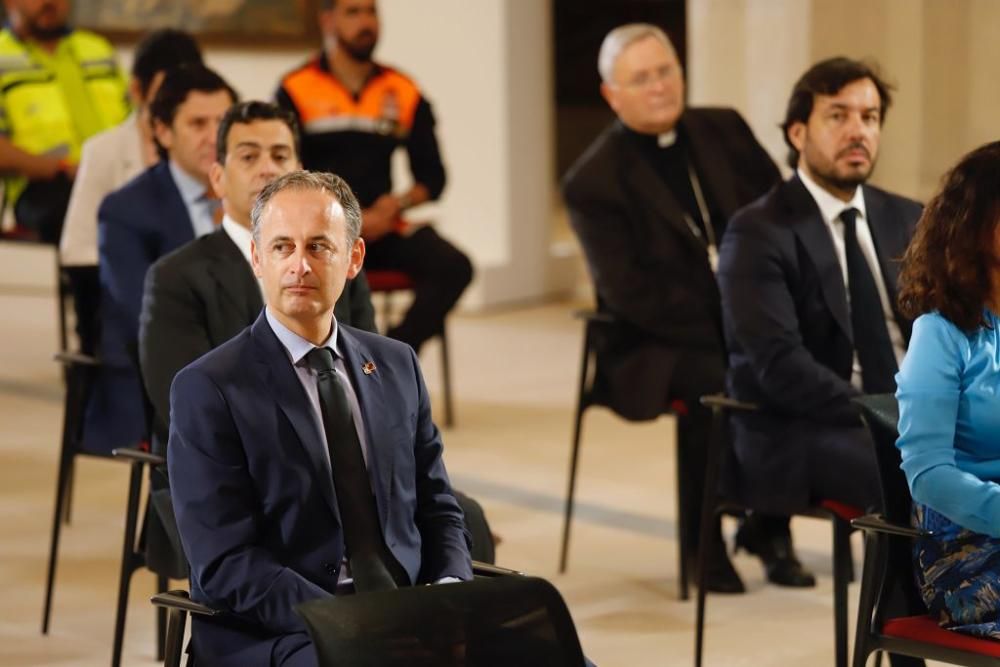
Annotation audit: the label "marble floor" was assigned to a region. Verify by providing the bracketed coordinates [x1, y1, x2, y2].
[0, 243, 935, 666]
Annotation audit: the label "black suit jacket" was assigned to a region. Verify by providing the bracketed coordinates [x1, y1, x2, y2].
[139, 227, 377, 453]
[718, 175, 921, 511]
[562, 109, 780, 419]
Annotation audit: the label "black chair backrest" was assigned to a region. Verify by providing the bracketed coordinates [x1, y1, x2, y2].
[853, 393, 927, 617]
[296, 575, 586, 667]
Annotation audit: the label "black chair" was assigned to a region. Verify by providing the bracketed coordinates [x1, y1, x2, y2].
[367, 269, 454, 428]
[694, 395, 861, 667]
[852, 394, 1000, 666]
[41, 349, 171, 667]
[152, 563, 583, 667]
[559, 309, 691, 600]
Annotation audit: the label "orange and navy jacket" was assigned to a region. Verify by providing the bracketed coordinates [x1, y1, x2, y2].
[276, 54, 445, 208]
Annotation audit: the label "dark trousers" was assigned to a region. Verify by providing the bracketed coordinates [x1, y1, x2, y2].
[64, 265, 100, 356]
[365, 226, 473, 353]
[665, 348, 726, 555]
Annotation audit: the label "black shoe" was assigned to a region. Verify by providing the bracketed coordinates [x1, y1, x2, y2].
[734, 515, 816, 588]
[691, 527, 745, 594]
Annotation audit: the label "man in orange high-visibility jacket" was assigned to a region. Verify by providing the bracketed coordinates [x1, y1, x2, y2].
[276, 0, 472, 355]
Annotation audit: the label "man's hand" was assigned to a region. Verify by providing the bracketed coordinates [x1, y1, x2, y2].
[361, 194, 402, 241]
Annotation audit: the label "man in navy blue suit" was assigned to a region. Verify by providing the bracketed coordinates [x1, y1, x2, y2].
[168, 170, 473, 666]
[84, 65, 237, 452]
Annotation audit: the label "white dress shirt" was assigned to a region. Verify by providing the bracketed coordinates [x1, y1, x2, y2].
[796, 169, 906, 388]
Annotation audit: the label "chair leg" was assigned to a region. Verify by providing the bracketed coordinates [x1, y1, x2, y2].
[63, 459, 75, 525]
[832, 517, 851, 667]
[559, 402, 586, 574]
[162, 605, 189, 667]
[41, 437, 75, 633]
[694, 404, 727, 667]
[439, 326, 454, 429]
[675, 428, 690, 601]
[110, 460, 145, 667]
[560, 325, 593, 574]
[156, 574, 168, 661]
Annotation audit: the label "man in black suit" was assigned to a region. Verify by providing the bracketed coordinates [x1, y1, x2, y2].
[139, 101, 376, 453]
[718, 58, 921, 589]
[562, 23, 781, 593]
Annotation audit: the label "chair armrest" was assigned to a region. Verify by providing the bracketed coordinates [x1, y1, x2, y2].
[851, 513, 929, 539]
[472, 561, 523, 577]
[112, 446, 165, 466]
[151, 590, 221, 617]
[573, 309, 615, 325]
[699, 394, 760, 413]
[53, 351, 100, 367]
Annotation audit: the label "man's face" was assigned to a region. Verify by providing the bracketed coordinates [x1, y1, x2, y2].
[251, 188, 365, 329]
[321, 0, 379, 62]
[154, 89, 234, 184]
[789, 77, 883, 195]
[210, 120, 300, 226]
[6, 0, 69, 41]
[601, 35, 685, 135]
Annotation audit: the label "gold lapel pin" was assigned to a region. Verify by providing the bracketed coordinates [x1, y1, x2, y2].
[362, 361, 377, 375]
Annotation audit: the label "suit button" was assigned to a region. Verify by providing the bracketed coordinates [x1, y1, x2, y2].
[324, 563, 336, 576]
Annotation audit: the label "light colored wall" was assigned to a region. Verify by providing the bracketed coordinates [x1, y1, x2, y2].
[688, 0, 999, 202]
[113, 0, 561, 309]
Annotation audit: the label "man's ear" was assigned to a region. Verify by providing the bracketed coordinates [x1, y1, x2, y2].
[347, 238, 365, 279]
[208, 162, 225, 199]
[250, 237, 262, 277]
[787, 121, 807, 154]
[600, 81, 619, 115]
[153, 118, 173, 152]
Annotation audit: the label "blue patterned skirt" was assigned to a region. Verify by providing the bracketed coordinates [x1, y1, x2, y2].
[913, 503, 1000, 639]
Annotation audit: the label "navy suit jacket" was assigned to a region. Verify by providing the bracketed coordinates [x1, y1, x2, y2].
[718, 175, 921, 511]
[168, 312, 472, 665]
[84, 161, 197, 452]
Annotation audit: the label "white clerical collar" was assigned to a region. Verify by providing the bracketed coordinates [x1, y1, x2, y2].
[796, 168, 867, 226]
[221, 214, 254, 266]
[657, 129, 678, 147]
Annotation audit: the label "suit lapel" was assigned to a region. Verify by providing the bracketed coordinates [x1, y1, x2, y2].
[249, 313, 340, 523]
[862, 186, 912, 341]
[204, 230, 263, 318]
[784, 177, 853, 342]
[681, 112, 739, 218]
[614, 123, 707, 255]
[337, 327, 394, 531]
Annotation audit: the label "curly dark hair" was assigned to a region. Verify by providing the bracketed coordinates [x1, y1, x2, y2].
[897, 141, 1000, 332]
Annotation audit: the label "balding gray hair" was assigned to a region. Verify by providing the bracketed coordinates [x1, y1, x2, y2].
[598, 23, 676, 84]
[251, 170, 363, 246]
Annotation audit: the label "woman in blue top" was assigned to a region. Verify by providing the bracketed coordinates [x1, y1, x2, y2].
[896, 140, 1000, 639]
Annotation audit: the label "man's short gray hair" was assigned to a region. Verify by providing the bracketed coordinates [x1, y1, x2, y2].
[251, 170, 363, 246]
[597, 23, 676, 83]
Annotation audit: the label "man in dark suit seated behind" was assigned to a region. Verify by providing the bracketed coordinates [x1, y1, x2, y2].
[140, 101, 376, 454]
[718, 58, 921, 601]
[562, 23, 781, 592]
[168, 170, 473, 666]
[85, 65, 237, 453]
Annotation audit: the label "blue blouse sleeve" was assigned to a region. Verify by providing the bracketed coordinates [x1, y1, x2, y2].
[896, 313, 1000, 537]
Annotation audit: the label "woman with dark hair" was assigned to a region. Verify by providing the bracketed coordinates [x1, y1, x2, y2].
[895, 140, 1000, 639]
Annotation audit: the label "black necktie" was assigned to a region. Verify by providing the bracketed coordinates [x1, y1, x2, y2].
[305, 347, 400, 592]
[840, 208, 898, 393]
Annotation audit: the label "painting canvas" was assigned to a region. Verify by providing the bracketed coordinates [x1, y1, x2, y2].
[71, 0, 320, 44]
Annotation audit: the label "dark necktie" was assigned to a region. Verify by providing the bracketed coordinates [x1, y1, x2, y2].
[840, 208, 898, 393]
[305, 347, 400, 592]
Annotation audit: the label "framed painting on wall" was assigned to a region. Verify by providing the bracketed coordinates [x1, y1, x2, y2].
[71, 0, 321, 45]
